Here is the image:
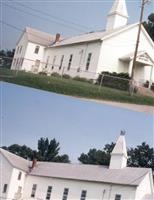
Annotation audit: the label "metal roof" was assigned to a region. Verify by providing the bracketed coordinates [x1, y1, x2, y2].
[30, 161, 150, 186]
[25, 27, 55, 46]
[0, 148, 151, 186]
[0, 148, 30, 172]
[50, 24, 136, 47]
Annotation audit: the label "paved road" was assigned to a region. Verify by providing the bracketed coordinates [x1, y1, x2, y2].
[73, 97, 154, 115]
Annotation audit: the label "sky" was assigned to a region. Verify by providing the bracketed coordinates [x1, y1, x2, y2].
[1, 0, 154, 49]
[1, 82, 154, 162]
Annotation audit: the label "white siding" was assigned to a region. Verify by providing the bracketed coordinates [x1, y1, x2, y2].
[97, 25, 154, 83]
[0, 153, 13, 199]
[43, 41, 102, 79]
[11, 32, 28, 70]
[23, 175, 136, 200]
[135, 173, 154, 200]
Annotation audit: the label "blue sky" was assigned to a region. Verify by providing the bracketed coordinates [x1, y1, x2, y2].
[1, 0, 154, 49]
[1, 82, 154, 162]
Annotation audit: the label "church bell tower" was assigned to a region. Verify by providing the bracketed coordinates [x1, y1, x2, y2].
[109, 131, 128, 169]
[106, 0, 129, 31]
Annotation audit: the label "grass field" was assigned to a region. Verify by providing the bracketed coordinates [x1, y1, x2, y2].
[0, 68, 154, 106]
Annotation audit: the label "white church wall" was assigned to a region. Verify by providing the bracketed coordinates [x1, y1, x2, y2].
[23, 42, 45, 72]
[97, 25, 154, 83]
[43, 41, 101, 79]
[135, 172, 154, 200]
[7, 168, 27, 200]
[0, 153, 13, 199]
[23, 175, 136, 200]
[11, 32, 28, 70]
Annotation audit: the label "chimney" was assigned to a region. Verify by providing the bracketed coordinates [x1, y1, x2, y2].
[54, 33, 60, 43]
[31, 158, 37, 170]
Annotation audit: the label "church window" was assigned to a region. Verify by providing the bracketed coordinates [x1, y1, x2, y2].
[59, 55, 64, 70]
[67, 54, 73, 70]
[13, 58, 16, 66]
[86, 53, 92, 71]
[31, 184, 37, 197]
[46, 186, 52, 200]
[45, 56, 50, 68]
[52, 56, 56, 69]
[80, 190, 87, 200]
[34, 46, 40, 54]
[115, 194, 121, 200]
[3, 184, 8, 193]
[62, 188, 69, 200]
[19, 46, 22, 54]
[17, 171, 22, 180]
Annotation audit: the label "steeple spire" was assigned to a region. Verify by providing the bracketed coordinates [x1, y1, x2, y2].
[106, 0, 129, 31]
[109, 131, 128, 169]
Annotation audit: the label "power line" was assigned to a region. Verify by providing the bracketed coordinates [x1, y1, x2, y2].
[0, 20, 55, 44]
[15, 1, 92, 31]
[4, 3, 86, 33]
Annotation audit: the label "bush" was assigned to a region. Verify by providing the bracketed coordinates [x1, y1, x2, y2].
[62, 74, 71, 79]
[150, 83, 154, 92]
[51, 72, 61, 78]
[143, 81, 149, 88]
[73, 76, 93, 83]
[97, 71, 130, 91]
[39, 71, 47, 76]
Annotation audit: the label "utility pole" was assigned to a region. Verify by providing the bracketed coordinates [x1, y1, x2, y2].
[129, 0, 151, 95]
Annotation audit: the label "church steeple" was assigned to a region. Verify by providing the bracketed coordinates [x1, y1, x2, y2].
[109, 131, 128, 169]
[106, 0, 129, 31]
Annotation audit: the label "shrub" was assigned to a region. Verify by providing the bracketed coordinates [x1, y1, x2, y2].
[73, 76, 93, 83]
[62, 74, 71, 79]
[51, 72, 61, 78]
[143, 81, 149, 88]
[97, 71, 130, 91]
[151, 83, 154, 92]
[39, 71, 47, 76]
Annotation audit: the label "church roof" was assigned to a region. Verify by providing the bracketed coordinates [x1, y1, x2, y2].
[108, 0, 128, 17]
[0, 148, 29, 172]
[25, 27, 55, 46]
[50, 23, 138, 47]
[0, 148, 151, 186]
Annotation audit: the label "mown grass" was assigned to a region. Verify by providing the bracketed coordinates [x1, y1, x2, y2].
[0, 68, 154, 106]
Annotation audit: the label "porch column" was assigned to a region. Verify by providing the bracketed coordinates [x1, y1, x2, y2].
[128, 59, 133, 77]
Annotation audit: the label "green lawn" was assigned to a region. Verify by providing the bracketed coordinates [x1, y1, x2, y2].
[0, 68, 154, 106]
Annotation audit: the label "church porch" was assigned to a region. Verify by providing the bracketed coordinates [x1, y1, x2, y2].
[120, 51, 154, 88]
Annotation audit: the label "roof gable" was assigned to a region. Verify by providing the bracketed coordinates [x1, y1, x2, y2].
[0, 148, 29, 172]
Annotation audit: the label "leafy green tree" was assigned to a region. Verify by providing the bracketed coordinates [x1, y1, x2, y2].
[0, 49, 15, 69]
[78, 142, 154, 170]
[2, 137, 70, 163]
[78, 143, 115, 165]
[127, 142, 154, 170]
[2, 144, 34, 159]
[143, 13, 154, 41]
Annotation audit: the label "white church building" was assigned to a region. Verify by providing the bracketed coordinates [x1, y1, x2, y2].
[11, 0, 154, 86]
[0, 133, 154, 200]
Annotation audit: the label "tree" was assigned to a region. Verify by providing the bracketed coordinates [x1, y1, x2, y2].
[2, 137, 70, 163]
[127, 142, 154, 170]
[2, 144, 34, 160]
[0, 49, 15, 69]
[143, 13, 154, 41]
[78, 143, 115, 165]
[37, 137, 69, 163]
[78, 142, 154, 170]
